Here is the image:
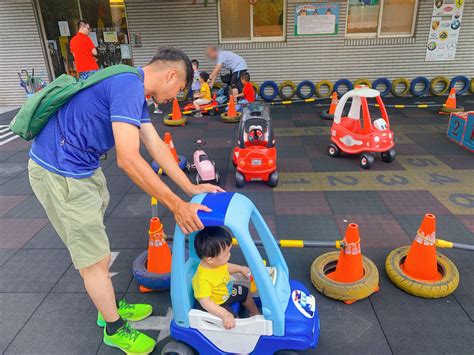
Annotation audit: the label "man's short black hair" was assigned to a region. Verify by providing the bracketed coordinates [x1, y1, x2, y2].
[191, 59, 199, 68]
[77, 20, 89, 29]
[241, 72, 250, 82]
[194, 227, 232, 259]
[148, 46, 193, 90]
[199, 71, 210, 82]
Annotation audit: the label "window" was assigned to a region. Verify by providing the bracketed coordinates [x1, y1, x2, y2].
[346, 0, 418, 38]
[219, 0, 285, 43]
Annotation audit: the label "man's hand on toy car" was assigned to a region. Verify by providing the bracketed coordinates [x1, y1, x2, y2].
[172, 200, 211, 235]
[222, 312, 236, 329]
[187, 183, 225, 197]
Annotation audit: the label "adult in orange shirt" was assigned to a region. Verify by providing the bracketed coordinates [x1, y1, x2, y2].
[70, 20, 99, 80]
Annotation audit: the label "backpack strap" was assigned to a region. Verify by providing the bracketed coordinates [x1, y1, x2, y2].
[79, 65, 142, 90]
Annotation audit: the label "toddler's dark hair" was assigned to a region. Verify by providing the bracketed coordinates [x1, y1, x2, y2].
[241, 72, 250, 82]
[194, 227, 232, 259]
[192, 59, 199, 68]
[200, 71, 210, 82]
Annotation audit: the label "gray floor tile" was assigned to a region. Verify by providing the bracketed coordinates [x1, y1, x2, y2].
[0, 162, 27, 179]
[0, 176, 34, 195]
[0, 293, 47, 353]
[5, 293, 102, 355]
[0, 249, 71, 292]
[0, 249, 16, 266]
[52, 249, 140, 293]
[104, 175, 134, 194]
[4, 195, 47, 218]
[240, 191, 275, 215]
[325, 191, 391, 215]
[109, 193, 165, 218]
[275, 215, 342, 241]
[105, 217, 151, 249]
[0, 218, 49, 249]
[370, 292, 474, 354]
[0, 195, 28, 217]
[22, 223, 65, 249]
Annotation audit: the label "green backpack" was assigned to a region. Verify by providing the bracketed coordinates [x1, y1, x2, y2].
[9, 65, 142, 141]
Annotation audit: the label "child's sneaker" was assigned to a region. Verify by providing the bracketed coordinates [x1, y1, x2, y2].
[153, 108, 163, 114]
[97, 299, 153, 327]
[194, 112, 203, 118]
[103, 321, 156, 354]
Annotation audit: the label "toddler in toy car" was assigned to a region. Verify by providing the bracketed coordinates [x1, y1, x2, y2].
[192, 226, 260, 329]
[193, 72, 212, 118]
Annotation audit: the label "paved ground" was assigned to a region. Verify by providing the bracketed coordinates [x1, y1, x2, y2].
[0, 96, 473, 355]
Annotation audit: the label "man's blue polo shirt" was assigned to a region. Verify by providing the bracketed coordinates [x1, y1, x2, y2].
[29, 67, 151, 179]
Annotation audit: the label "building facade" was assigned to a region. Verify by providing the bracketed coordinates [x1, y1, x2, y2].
[1, 0, 473, 106]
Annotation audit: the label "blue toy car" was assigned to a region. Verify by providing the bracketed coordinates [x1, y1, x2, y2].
[162, 192, 320, 354]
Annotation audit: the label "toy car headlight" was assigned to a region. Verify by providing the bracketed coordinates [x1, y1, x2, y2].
[373, 118, 388, 131]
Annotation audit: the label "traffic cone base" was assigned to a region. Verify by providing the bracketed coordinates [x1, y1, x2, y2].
[401, 214, 442, 282]
[439, 88, 464, 114]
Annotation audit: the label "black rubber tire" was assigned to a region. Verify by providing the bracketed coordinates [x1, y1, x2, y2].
[320, 110, 334, 120]
[268, 170, 279, 188]
[163, 117, 188, 126]
[385, 246, 459, 298]
[410, 76, 430, 97]
[259, 81, 280, 101]
[439, 106, 464, 115]
[391, 78, 410, 97]
[221, 112, 242, 123]
[328, 144, 341, 157]
[296, 80, 316, 99]
[208, 108, 218, 116]
[315, 80, 334, 98]
[161, 340, 195, 355]
[333, 79, 353, 96]
[381, 149, 396, 163]
[310, 251, 379, 303]
[372, 78, 392, 97]
[450, 75, 470, 95]
[430, 76, 450, 96]
[279, 80, 297, 100]
[236, 171, 245, 188]
[132, 250, 171, 291]
[360, 153, 374, 169]
[354, 78, 372, 88]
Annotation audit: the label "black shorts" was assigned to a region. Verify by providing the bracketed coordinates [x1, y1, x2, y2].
[230, 70, 247, 92]
[197, 285, 249, 317]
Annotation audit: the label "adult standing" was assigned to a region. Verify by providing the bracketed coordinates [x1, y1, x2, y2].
[207, 45, 247, 99]
[28, 47, 223, 354]
[70, 20, 99, 80]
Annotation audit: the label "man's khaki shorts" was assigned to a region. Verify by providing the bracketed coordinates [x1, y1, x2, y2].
[28, 159, 110, 269]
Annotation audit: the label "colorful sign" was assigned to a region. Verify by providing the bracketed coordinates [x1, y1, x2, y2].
[292, 290, 316, 318]
[103, 31, 118, 43]
[295, 3, 339, 36]
[426, 0, 465, 61]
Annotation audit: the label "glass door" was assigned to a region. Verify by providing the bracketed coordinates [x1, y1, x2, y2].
[37, 0, 132, 78]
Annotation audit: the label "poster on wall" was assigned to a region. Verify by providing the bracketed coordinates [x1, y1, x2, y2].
[425, 0, 465, 61]
[103, 31, 118, 43]
[295, 3, 339, 35]
[89, 32, 99, 47]
[58, 21, 70, 37]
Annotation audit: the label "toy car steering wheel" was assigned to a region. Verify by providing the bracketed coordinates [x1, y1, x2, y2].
[248, 129, 264, 145]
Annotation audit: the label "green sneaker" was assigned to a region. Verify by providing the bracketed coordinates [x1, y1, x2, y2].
[103, 322, 156, 354]
[97, 299, 153, 327]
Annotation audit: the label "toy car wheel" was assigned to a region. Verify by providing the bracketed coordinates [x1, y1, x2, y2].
[268, 170, 279, 188]
[161, 340, 195, 355]
[208, 108, 218, 116]
[381, 149, 396, 163]
[328, 144, 341, 158]
[236, 171, 245, 188]
[196, 174, 202, 185]
[360, 153, 374, 169]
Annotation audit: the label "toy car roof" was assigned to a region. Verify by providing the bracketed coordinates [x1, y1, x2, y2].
[242, 103, 270, 122]
[334, 87, 382, 124]
[171, 192, 290, 336]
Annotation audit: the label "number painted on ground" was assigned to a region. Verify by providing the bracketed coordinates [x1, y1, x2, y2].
[428, 173, 460, 185]
[327, 175, 359, 187]
[448, 194, 474, 208]
[406, 158, 438, 167]
[376, 174, 409, 186]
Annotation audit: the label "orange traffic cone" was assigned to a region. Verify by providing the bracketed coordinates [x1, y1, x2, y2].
[328, 92, 339, 115]
[401, 213, 441, 281]
[321, 92, 339, 120]
[171, 98, 183, 120]
[439, 88, 464, 114]
[140, 217, 172, 293]
[327, 223, 364, 283]
[227, 95, 238, 118]
[163, 132, 179, 163]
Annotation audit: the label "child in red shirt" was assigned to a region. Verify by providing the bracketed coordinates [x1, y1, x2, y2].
[237, 72, 255, 104]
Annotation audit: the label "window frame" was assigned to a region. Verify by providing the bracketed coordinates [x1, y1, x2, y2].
[345, 0, 419, 39]
[218, 0, 286, 43]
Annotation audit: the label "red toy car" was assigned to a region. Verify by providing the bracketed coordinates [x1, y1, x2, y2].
[328, 86, 396, 169]
[183, 97, 220, 116]
[233, 103, 278, 188]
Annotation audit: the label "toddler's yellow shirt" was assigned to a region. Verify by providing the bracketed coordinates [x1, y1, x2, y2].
[200, 83, 211, 101]
[192, 264, 233, 305]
